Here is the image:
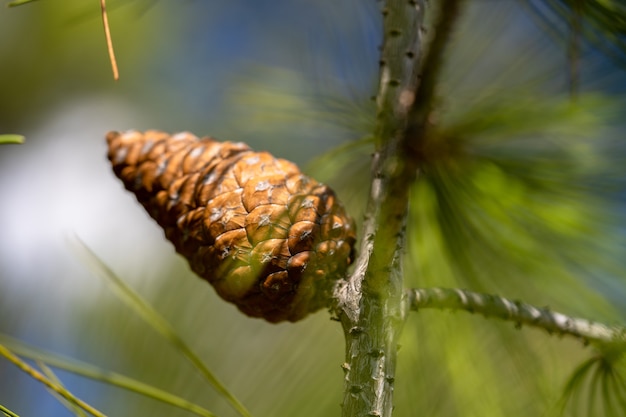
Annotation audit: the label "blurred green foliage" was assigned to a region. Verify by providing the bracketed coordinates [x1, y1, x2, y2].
[0, 0, 157, 131]
[523, 0, 626, 67]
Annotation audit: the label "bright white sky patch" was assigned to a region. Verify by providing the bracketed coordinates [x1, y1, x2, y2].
[0, 97, 175, 316]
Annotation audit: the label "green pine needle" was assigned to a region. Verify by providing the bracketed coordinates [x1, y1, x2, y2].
[0, 135, 24, 145]
[36, 360, 88, 417]
[406, 93, 623, 318]
[0, 333, 217, 417]
[0, 404, 20, 417]
[70, 236, 253, 417]
[560, 348, 626, 416]
[5, 0, 38, 7]
[521, 0, 626, 67]
[0, 342, 106, 417]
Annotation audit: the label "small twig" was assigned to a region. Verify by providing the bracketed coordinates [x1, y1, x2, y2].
[0, 343, 107, 417]
[100, 0, 119, 81]
[406, 287, 626, 345]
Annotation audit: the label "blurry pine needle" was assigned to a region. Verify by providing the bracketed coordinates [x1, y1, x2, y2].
[70, 236, 252, 417]
[6, 0, 119, 79]
[402, 86, 626, 413]
[0, 135, 25, 145]
[0, 343, 106, 417]
[100, 0, 119, 81]
[414, 93, 623, 295]
[0, 333, 218, 417]
[37, 360, 88, 417]
[0, 404, 20, 417]
[559, 348, 626, 416]
[306, 135, 374, 221]
[520, 0, 626, 69]
[306, 135, 374, 173]
[5, 0, 39, 6]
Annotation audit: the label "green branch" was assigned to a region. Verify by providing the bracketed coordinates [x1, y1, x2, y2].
[335, 1, 426, 415]
[336, 1, 467, 416]
[406, 287, 626, 346]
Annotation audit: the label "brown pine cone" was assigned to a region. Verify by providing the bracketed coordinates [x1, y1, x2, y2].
[106, 130, 356, 322]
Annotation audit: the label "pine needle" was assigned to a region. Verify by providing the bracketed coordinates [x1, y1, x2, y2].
[6, 0, 39, 7]
[37, 360, 88, 417]
[0, 404, 20, 417]
[100, 0, 119, 81]
[0, 343, 106, 417]
[0, 333, 217, 417]
[0, 135, 24, 145]
[70, 236, 253, 417]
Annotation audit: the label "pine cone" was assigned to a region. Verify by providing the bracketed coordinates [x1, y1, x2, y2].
[106, 130, 356, 322]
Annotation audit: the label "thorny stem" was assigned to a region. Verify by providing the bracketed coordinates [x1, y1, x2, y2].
[406, 287, 626, 346]
[336, 1, 465, 416]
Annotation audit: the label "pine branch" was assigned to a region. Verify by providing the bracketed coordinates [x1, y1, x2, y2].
[336, 1, 466, 416]
[336, 1, 426, 415]
[406, 287, 626, 346]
